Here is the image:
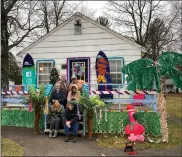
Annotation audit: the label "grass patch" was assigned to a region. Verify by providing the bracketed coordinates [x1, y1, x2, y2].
[1, 138, 24, 156]
[166, 96, 182, 120]
[97, 122, 181, 150]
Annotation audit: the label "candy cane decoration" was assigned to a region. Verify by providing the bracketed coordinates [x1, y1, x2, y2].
[1, 90, 38, 95]
[89, 89, 157, 95]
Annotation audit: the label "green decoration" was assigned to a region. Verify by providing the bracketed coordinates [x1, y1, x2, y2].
[28, 84, 47, 134]
[1, 109, 44, 128]
[121, 51, 182, 143]
[159, 52, 182, 89]
[49, 67, 59, 85]
[79, 91, 108, 140]
[122, 52, 182, 91]
[28, 84, 46, 109]
[22, 66, 36, 86]
[93, 111, 161, 136]
[122, 59, 160, 91]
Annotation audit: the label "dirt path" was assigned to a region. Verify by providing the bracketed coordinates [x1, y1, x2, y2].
[2, 126, 181, 156]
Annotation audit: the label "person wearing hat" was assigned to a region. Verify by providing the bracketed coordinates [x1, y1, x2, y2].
[69, 74, 85, 92]
[63, 99, 79, 143]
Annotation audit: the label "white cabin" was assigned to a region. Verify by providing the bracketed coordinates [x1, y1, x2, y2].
[17, 12, 145, 86]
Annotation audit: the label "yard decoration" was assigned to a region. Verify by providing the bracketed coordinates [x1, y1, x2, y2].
[22, 54, 36, 87]
[49, 67, 60, 85]
[125, 105, 145, 142]
[95, 51, 113, 99]
[79, 89, 107, 140]
[28, 84, 46, 134]
[122, 52, 182, 143]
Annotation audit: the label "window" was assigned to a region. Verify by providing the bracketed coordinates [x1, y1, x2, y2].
[37, 61, 54, 85]
[74, 19, 82, 35]
[108, 59, 123, 84]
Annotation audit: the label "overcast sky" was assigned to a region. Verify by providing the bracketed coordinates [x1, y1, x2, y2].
[87, 1, 106, 16]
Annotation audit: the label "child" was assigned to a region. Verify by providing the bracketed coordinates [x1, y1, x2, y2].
[48, 99, 65, 138]
[63, 100, 79, 143]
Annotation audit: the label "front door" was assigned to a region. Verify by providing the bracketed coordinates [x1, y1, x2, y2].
[67, 57, 90, 84]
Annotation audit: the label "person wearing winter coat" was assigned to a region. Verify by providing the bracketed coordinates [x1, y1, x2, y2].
[49, 83, 67, 107]
[63, 100, 79, 143]
[67, 84, 81, 103]
[48, 99, 65, 138]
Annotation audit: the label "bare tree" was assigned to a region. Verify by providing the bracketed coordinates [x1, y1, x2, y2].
[144, 18, 177, 61]
[103, 0, 180, 60]
[52, 0, 66, 27]
[166, 1, 182, 52]
[96, 16, 111, 27]
[1, 0, 43, 88]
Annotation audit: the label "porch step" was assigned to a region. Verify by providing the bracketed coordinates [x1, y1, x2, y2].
[44, 129, 83, 134]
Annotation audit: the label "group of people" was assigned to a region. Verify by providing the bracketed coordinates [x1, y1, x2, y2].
[48, 74, 85, 143]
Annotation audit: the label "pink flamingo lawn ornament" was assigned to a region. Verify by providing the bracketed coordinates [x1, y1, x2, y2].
[125, 105, 145, 142]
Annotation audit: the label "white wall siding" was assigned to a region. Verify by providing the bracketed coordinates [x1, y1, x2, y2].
[21, 16, 142, 85]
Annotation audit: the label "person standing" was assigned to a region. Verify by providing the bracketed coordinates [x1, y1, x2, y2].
[56, 74, 69, 107]
[57, 74, 69, 96]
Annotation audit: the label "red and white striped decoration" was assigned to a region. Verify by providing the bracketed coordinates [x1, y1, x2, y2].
[89, 89, 157, 95]
[1, 89, 157, 95]
[1, 90, 38, 95]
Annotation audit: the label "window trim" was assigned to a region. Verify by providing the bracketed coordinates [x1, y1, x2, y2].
[36, 60, 55, 85]
[108, 57, 125, 84]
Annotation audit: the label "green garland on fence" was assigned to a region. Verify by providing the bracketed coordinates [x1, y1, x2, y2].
[93, 111, 161, 136]
[1, 109, 161, 136]
[1, 109, 44, 129]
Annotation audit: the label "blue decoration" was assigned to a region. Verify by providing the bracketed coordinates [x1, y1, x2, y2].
[45, 84, 53, 96]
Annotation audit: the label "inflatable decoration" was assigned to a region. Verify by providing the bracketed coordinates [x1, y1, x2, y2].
[125, 105, 145, 142]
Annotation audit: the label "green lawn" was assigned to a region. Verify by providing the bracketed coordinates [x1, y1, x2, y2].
[1, 138, 24, 156]
[97, 94, 182, 149]
[166, 94, 182, 120]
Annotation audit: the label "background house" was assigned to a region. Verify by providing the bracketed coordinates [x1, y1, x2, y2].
[17, 13, 144, 87]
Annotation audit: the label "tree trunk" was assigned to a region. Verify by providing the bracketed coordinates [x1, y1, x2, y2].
[1, 0, 10, 89]
[87, 112, 94, 140]
[157, 77, 168, 143]
[34, 107, 41, 134]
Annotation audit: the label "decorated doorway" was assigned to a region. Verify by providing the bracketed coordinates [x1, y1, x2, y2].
[67, 57, 90, 83]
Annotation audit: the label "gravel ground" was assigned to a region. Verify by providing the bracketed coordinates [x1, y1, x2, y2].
[1, 126, 181, 156]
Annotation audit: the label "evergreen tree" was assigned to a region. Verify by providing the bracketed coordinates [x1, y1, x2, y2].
[49, 67, 59, 85]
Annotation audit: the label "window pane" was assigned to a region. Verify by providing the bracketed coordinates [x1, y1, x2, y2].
[117, 60, 121, 67]
[116, 79, 122, 84]
[38, 62, 52, 85]
[110, 74, 116, 79]
[110, 66, 116, 72]
[109, 60, 116, 66]
[111, 79, 117, 84]
[117, 74, 121, 79]
[74, 24, 82, 34]
[117, 66, 121, 72]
